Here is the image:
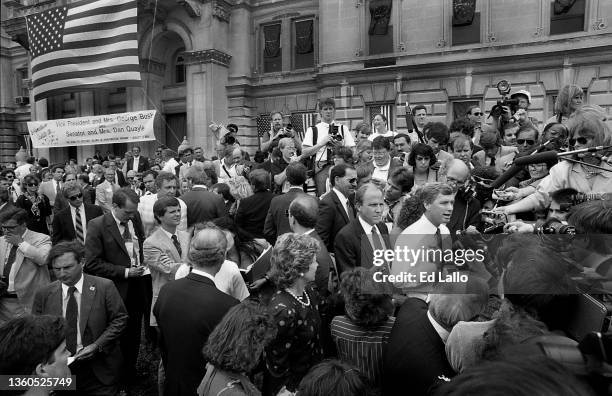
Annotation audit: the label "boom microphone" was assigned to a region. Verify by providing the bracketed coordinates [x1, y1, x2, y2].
[513, 145, 612, 166]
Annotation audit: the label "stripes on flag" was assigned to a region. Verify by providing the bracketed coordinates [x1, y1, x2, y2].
[26, 0, 141, 102]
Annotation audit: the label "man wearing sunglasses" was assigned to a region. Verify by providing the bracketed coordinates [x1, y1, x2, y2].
[51, 185, 103, 245]
[515, 125, 539, 156]
[466, 105, 484, 145]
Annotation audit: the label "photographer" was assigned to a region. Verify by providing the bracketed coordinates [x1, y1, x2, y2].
[302, 98, 356, 196]
[261, 111, 302, 153]
[489, 86, 537, 135]
[497, 109, 612, 217]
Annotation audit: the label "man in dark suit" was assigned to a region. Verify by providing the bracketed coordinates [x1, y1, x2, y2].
[0, 187, 13, 227]
[180, 165, 225, 228]
[154, 226, 238, 396]
[84, 188, 146, 387]
[125, 146, 150, 174]
[252, 195, 331, 298]
[52, 185, 104, 245]
[383, 280, 489, 395]
[235, 169, 275, 239]
[334, 183, 390, 274]
[315, 164, 357, 253]
[33, 241, 128, 395]
[263, 162, 308, 245]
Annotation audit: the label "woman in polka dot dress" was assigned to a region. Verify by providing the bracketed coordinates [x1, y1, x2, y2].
[263, 233, 324, 395]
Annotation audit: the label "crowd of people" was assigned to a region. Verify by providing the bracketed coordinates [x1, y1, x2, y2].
[0, 85, 611, 396]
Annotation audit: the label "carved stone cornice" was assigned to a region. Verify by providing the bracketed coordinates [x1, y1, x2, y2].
[1, 0, 61, 49]
[183, 49, 232, 67]
[212, 0, 232, 23]
[177, 0, 201, 17]
[140, 59, 167, 76]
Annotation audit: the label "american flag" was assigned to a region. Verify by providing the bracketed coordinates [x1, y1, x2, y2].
[256, 114, 271, 138]
[26, 0, 141, 102]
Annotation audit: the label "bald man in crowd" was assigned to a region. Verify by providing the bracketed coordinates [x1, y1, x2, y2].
[445, 159, 481, 235]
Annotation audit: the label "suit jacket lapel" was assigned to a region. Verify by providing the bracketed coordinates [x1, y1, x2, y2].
[49, 283, 63, 317]
[332, 191, 350, 224]
[80, 276, 95, 333]
[106, 214, 129, 256]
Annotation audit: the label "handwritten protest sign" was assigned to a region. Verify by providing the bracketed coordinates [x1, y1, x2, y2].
[27, 110, 156, 148]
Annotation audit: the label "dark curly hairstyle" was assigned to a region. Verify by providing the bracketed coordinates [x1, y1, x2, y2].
[407, 143, 436, 167]
[340, 267, 393, 328]
[269, 233, 320, 289]
[297, 359, 373, 396]
[449, 118, 475, 138]
[395, 193, 426, 230]
[203, 300, 276, 373]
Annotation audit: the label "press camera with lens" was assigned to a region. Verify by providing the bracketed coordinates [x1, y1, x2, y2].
[328, 124, 343, 143]
[490, 80, 520, 118]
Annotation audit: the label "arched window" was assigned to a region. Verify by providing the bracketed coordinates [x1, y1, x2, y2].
[175, 51, 186, 84]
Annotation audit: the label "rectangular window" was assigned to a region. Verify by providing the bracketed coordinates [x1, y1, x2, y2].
[294, 19, 314, 70]
[452, 0, 480, 46]
[550, 0, 585, 35]
[452, 101, 479, 120]
[368, 0, 393, 55]
[263, 24, 282, 73]
[368, 103, 395, 131]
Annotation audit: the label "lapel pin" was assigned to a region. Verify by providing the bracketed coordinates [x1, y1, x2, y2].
[89, 286, 95, 291]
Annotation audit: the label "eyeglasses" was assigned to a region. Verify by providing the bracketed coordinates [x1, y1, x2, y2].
[472, 112, 483, 116]
[26, 183, 38, 187]
[517, 139, 535, 146]
[569, 137, 589, 146]
[68, 193, 83, 201]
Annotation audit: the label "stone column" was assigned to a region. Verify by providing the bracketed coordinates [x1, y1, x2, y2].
[183, 49, 231, 157]
[129, 59, 166, 155]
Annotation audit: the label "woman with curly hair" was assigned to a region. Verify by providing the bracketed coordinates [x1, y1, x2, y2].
[264, 233, 323, 395]
[408, 143, 444, 189]
[15, 174, 52, 234]
[198, 300, 275, 396]
[330, 267, 395, 391]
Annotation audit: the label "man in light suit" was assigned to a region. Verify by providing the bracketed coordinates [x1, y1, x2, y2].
[263, 162, 308, 245]
[95, 167, 119, 213]
[143, 196, 190, 327]
[0, 208, 51, 324]
[33, 241, 128, 395]
[334, 183, 390, 275]
[52, 185, 104, 245]
[39, 164, 65, 207]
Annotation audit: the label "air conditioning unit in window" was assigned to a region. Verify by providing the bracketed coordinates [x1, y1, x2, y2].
[15, 96, 30, 106]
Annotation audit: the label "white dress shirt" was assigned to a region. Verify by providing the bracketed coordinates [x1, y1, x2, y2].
[62, 274, 84, 351]
[303, 121, 356, 162]
[132, 156, 140, 172]
[372, 158, 391, 183]
[332, 187, 352, 220]
[70, 204, 88, 241]
[401, 214, 450, 236]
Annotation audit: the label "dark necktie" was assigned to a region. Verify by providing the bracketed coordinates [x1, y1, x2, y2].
[346, 200, 355, 221]
[66, 286, 78, 355]
[171, 234, 182, 258]
[3, 245, 18, 280]
[56, 180, 61, 193]
[120, 221, 131, 241]
[74, 207, 84, 243]
[435, 227, 443, 250]
[371, 226, 385, 251]
[489, 156, 496, 167]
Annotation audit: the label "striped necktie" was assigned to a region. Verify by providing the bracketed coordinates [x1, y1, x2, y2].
[74, 207, 84, 243]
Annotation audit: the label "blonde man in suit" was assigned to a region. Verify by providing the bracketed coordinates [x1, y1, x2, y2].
[95, 167, 119, 213]
[39, 164, 65, 207]
[143, 196, 190, 327]
[0, 208, 51, 324]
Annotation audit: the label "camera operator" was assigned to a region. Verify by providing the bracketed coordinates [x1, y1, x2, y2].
[489, 86, 537, 134]
[302, 98, 356, 197]
[496, 109, 612, 217]
[261, 111, 302, 154]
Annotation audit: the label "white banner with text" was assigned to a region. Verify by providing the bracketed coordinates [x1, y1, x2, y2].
[27, 110, 157, 148]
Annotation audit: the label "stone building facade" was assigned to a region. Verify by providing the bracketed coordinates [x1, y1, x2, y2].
[1, 0, 611, 163]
